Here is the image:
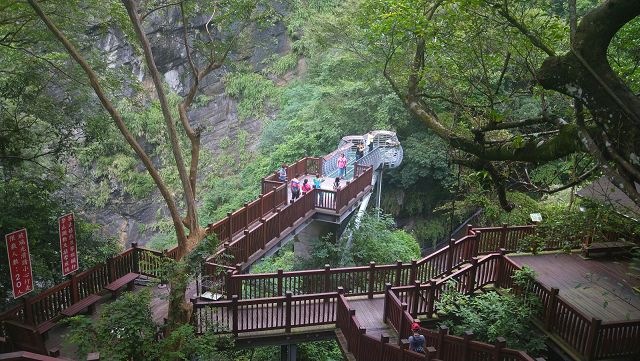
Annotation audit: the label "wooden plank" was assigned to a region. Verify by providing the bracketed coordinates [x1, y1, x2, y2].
[509, 253, 640, 322]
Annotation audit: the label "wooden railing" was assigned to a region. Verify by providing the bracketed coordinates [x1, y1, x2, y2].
[471, 224, 537, 254]
[383, 285, 539, 361]
[0, 244, 169, 338]
[190, 291, 338, 335]
[499, 257, 640, 361]
[218, 230, 490, 300]
[204, 165, 374, 266]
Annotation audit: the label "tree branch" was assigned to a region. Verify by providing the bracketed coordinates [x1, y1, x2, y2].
[123, 0, 201, 248]
[26, 0, 189, 256]
[496, 3, 556, 57]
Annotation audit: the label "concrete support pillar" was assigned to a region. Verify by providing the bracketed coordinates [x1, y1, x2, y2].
[280, 344, 297, 361]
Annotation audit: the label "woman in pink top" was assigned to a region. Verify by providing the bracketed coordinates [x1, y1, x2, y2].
[337, 153, 347, 178]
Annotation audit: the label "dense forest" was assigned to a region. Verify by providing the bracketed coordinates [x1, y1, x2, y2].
[1, 0, 639, 360]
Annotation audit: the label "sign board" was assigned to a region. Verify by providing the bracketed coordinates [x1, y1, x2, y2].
[5, 229, 34, 298]
[59, 213, 78, 276]
[530, 213, 543, 222]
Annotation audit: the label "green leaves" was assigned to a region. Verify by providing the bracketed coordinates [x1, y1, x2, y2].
[436, 281, 547, 355]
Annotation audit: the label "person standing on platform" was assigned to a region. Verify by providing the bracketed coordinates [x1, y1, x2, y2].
[291, 176, 301, 200]
[333, 177, 341, 191]
[312, 174, 323, 189]
[367, 133, 374, 152]
[337, 153, 347, 178]
[301, 179, 312, 194]
[356, 143, 365, 161]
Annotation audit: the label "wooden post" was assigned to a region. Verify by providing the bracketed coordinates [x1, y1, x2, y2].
[345, 309, 356, 352]
[500, 223, 508, 250]
[368, 261, 376, 299]
[461, 331, 474, 361]
[258, 194, 264, 216]
[467, 257, 478, 294]
[277, 269, 284, 296]
[471, 231, 480, 258]
[227, 212, 233, 236]
[259, 218, 266, 249]
[426, 281, 435, 317]
[544, 287, 559, 330]
[324, 264, 331, 292]
[243, 230, 249, 259]
[493, 337, 506, 361]
[272, 186, 277, 209]
[22, 297, 34, 325]
[584, 318, 602, 361]
[446, 238, 455, 274]
[225, 270, 233, 299]
[131, 242, 139, 273]
[380, 334, 390, 355]
[285, 291, 293, 333]
[425, 346, 437, 361]
[231, 295, 239, 336]
[494, 248, 506, 289]
[436, 325, 448, 359]
[409, 260, 417, 284]
[71, 272, 80, 304]
[395, 260, 403, 286]
[336, 287, 344, 328]
[244, 203, 249, 229]
[107, 257, 115, 283]
[383, 283, 392, 323]
[411, 280, 420, 317]
[275, 208, 281, 236]
[398, 302, 408, 344]
[400, 338, 410, 352]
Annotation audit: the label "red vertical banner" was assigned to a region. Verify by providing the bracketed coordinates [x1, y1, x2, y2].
[5, 229, 34, 298]
[58, 213, 78, 276]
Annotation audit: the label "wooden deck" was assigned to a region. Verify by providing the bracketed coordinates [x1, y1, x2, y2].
[509, 252, 640, 322]
[348, 295, 396, 342]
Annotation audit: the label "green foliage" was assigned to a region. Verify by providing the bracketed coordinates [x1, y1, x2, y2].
[350, 211, 421, 264]
[224, 70, 279, 121]
[297, 340, 344, 361]
[63, 290, 238, 361]
[252, 248, 297, 273]
[95, 294, 155, 359]
[436, 280, 546, 356]
[264, 53, 299, 76]
[241, 340, 344, 361]
[0, 176, 119, 308]
[413, 218, 448, 249]
[533, 200, 640, 250]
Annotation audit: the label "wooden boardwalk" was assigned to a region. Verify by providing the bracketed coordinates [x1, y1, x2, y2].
[348, 295, 397, 342]
[509, 253, 640, 321]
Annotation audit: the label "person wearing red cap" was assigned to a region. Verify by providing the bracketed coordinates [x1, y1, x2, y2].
[408, 322, 425, 353]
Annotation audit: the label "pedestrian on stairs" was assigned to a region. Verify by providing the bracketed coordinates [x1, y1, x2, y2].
[408, 323, 425, 354]
[278, 164, 287, 182]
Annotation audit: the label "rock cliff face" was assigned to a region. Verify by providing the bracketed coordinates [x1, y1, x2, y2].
[80, 7, 290, 247]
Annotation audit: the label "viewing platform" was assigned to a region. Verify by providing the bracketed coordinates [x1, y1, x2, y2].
[1, 132, 638, 361]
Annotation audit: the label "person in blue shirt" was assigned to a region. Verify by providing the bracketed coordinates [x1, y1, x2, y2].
[312, 174, 323, 189]
[408, 323, 425, 353]
[278, 164, 287, 182]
